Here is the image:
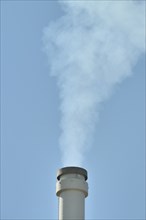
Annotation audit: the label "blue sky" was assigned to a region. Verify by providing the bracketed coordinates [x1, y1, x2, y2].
[1, 1, 145, 220]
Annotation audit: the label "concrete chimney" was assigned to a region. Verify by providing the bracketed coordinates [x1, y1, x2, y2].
[56, 166, 88, 220]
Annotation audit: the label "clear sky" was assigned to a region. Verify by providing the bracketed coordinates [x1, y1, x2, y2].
[1, 1, 145, 220]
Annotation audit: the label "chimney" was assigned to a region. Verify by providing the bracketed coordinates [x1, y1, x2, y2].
[56, 166, 88, 220]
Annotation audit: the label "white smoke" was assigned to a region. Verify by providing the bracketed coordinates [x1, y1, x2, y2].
[43, 0, 145, 166]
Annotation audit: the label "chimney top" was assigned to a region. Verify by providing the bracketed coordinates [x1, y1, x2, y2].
[57, 166, 88, 181]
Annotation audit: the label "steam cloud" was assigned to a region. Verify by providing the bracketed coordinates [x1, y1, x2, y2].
[43, 1, 145, 166]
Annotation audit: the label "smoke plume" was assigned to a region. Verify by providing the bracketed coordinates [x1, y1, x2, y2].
[43, 0, 145, 166]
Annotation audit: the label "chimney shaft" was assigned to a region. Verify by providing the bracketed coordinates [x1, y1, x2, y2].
[56, 167, 88, 220]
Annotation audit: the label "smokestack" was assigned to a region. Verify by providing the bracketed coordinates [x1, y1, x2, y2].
[56, 166, 88, 220]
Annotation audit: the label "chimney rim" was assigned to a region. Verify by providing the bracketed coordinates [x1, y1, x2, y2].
[57, 166, 88, 181]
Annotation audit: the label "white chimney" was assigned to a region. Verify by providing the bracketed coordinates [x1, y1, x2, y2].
[56, 167, 88, 220]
